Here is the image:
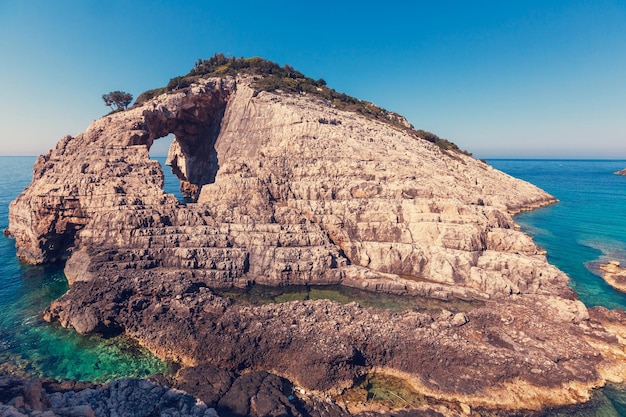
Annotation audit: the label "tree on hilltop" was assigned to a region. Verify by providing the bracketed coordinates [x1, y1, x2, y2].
[102, 91, 133, 112]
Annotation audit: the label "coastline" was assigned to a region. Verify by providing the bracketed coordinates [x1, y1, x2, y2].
[2, 158, 626, 415]
[508, 196, 559, 216]
[5, 88, 626, 416]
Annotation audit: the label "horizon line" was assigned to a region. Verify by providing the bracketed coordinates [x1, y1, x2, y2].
[3, 154, 626, 160]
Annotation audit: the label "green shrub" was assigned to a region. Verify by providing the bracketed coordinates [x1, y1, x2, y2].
[134, 87, 167, 105]
[415, 130, 472, 156]
[166, 76, 192, 90]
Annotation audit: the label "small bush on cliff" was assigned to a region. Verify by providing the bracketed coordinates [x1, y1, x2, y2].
[102, 91, 133, 112]
[414, 130, 471, 156]
[135, 87, 167, 104]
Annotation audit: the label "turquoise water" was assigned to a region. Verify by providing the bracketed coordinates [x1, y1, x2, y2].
[486, 159, 626, 416]
[489, 159, 626, 309]
[157, 156, 185, 200]
[0, 156, 171, 382]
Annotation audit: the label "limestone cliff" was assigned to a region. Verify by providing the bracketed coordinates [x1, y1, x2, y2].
[8, 65, 626, 415]
[8, 75, 563, 300]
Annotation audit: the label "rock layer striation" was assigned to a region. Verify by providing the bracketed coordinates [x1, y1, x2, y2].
[9, 76, 563, 299]
[9, 74, 626, 415]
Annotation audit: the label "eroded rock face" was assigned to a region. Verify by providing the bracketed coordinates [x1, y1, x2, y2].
[614, 168, 626, 176]
[9, 75, 626, 414]
[0, 373, 218, 417]
[8, 76, 565, 299]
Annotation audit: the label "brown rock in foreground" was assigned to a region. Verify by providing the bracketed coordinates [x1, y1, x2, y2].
[8, 66, 626, 415]
[0, 373, 218, 417]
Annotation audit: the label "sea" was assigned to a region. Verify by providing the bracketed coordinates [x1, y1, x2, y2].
[1, 156, 626, 414]
[488, 159, 626, 310]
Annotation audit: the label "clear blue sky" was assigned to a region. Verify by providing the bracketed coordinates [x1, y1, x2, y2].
[1, 0, 625, 158]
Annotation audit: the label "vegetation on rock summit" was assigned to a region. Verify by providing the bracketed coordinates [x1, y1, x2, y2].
[135, 53, 470, 155]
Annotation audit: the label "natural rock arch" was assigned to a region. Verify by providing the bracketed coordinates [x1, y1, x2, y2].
[142, 80, 233, 201]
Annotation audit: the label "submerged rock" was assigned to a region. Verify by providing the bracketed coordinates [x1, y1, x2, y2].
[599, 261, 626, 293]
[8, 59, 626, 415]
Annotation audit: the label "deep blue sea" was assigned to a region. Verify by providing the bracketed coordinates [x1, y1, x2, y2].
[2, 156, 626, 414]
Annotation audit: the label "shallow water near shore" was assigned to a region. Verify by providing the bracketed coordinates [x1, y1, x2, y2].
[489, 159, 626, 310]
[487, 159, 626, 416]
[0, 156, 171, 382]
[2, 156, 626, 414]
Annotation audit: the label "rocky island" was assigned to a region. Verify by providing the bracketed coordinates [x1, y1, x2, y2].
[7, 55, 626, 416]
[615, 169, 626, 176]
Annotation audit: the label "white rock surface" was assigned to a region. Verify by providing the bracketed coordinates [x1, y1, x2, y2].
[8, 75, 563, 300]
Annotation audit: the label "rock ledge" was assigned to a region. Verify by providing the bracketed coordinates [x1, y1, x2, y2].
[599, 261, 626, 292]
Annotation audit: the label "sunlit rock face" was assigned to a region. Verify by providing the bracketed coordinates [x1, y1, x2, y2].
[8, 75, 564, 299]
[13, 74, 626, 415]
[7, 77, 234, 264]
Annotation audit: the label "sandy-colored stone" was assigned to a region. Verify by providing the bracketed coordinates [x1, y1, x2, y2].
[599, 261, 626, 292]
[9, 74, 626, 415]
[7, 76, 564, 300]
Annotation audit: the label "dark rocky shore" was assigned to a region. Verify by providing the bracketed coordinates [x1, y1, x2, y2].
[0, 373, 217, 417]
[0, 368, 348, 417]
[7, 58, 626, 416]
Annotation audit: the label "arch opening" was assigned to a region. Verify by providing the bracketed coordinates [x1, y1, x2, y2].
[143, 91, 229, 203]
[148, 134, 184, 201]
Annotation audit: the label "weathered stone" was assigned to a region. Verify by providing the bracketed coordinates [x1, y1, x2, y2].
[215, 371, 300, 417]
[8, 74, 626, 415]
[52, 405, 95, 417]
[0, 374, 219, 417]
[7, 76, 563, 300]
[0, 375, 50, 412]
[172, 365, 236, 408]
[47, 378, 219, 417]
